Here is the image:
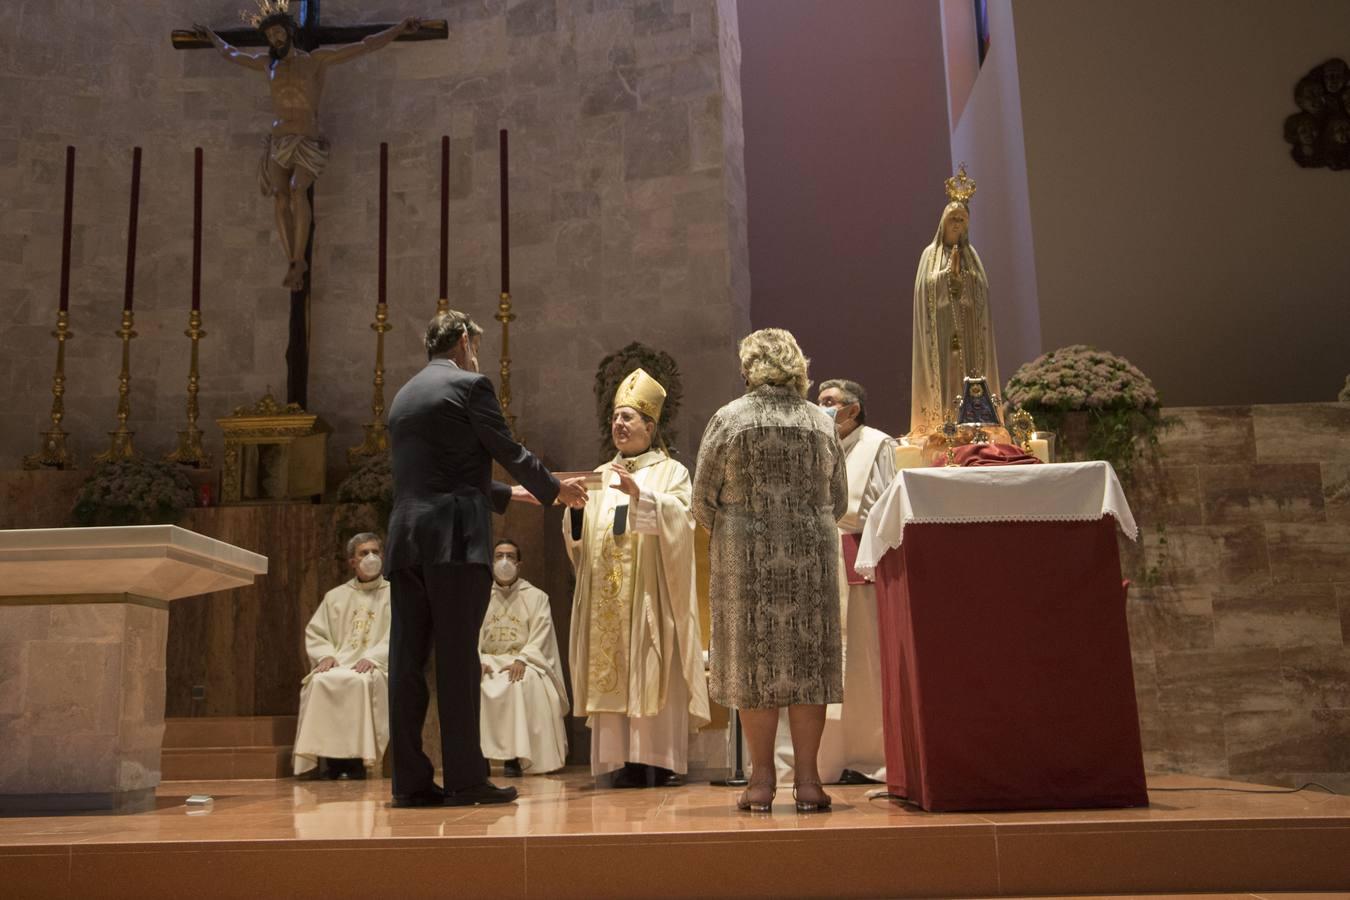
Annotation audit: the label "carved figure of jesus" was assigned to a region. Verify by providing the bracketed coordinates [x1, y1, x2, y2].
[194, 11, 419, 290]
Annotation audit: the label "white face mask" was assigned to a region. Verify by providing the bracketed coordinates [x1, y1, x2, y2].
[493, 558, 518, 583]
[357, 554, 382, 578]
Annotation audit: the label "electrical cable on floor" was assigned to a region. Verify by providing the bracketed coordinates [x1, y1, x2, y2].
[1150, 781, 1339, 795]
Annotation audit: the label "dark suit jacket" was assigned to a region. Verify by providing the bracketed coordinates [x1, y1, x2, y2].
[385, 359, 559, 574]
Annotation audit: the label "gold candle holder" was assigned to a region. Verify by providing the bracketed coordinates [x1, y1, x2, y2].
[96, 308, 138, 462]
[348, 302, 392, 464]
[495, 291, 517, 434]
[436, 297, 449, 315]
[23, 310, 77, 470]
[166, 308, 211, 467]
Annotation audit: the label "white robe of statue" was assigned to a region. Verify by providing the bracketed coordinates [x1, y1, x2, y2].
[910, 201, 1002, 438]
[563, 449, 711, 776]
[292, 576, 391, 775]
[478, 577, 570, 774]
[776, 423, 895, 783]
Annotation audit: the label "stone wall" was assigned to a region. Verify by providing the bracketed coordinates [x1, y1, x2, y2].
[0, 0, 751, 475]
[1123, 402, 1350, 791]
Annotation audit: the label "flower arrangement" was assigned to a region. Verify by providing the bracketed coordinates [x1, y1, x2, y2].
[72, 459, 197, 527]
[1005, 345, 1166, 481]
[1339, 375, 1350, 402]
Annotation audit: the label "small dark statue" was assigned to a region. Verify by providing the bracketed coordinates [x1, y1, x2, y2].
[1284, 58, 1350, 169]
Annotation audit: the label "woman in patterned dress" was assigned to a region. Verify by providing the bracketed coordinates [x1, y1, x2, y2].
[693, 329, 848, 812]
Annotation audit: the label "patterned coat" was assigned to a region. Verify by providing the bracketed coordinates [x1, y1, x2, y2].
[692, 384, 849, 709]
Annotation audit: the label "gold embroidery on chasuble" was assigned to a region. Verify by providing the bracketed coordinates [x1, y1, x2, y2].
[345, 607, 376, 652]
[587, 507, 633, 713]
[483, 607, 525, 655]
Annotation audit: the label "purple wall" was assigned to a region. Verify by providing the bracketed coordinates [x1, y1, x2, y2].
[739, 0, 951, 434]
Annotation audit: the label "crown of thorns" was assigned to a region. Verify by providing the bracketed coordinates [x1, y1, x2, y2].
[242, 0, 295, 30]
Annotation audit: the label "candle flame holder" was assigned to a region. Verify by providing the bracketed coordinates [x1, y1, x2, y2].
[166, 308, 211, 467]
[95, 309, 138, 462]
[496, 291, 517, 435]
[348, 302, 392, 464]
[23, 310, 77, 470]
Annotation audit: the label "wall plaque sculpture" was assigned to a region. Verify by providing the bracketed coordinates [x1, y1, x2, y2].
[1284, 57, 1350, 169]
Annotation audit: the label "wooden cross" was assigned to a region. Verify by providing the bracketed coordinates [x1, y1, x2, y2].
[171, 0, 447, 410]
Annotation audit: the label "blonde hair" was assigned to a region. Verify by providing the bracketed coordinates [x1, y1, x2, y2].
[738, 328, 811, 397]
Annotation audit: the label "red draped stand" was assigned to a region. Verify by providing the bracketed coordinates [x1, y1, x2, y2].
[872, 517, 1148, 812]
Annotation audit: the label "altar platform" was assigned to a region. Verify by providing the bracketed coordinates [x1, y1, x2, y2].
[3, 770, 1348, 898]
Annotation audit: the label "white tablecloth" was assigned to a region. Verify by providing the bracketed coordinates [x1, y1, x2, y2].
[854, 461, 1138, 578]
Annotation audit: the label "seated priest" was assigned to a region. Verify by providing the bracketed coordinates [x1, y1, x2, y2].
[564, 368, 710, 788]
[478, 538, 570, 776]
[292, 533, 392, 779]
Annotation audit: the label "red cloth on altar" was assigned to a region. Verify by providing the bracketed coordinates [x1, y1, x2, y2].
[938, 443, 1041, 467]
[873, 518, 1148, 812]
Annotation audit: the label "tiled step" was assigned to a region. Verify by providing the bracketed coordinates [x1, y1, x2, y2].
[161, 717, 298, 780]
[163, 715, 297, 749]
[161, 745, 293, 781]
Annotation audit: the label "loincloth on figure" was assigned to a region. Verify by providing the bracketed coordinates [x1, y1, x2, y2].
[258, 134, 331, 195]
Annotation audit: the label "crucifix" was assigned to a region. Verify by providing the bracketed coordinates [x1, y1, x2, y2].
[172, 0, 447, 409]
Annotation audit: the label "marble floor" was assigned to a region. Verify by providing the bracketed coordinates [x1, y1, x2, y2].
[3, 770, 1349, 898]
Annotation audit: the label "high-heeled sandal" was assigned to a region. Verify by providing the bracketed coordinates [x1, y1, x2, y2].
[792, 779, 833, 813]
[736, 779, 777, 813]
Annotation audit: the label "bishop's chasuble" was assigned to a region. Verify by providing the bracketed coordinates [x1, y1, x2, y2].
[478, 577, 570, 773]
[563, 449, 710, 776]
[293, 576, 391, 775]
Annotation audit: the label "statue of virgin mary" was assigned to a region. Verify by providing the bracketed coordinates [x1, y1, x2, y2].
[909, 165, 1002, 438]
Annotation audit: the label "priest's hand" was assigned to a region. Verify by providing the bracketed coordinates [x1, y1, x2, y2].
[501, 660, 527, 682]
[353, 659, 376, 674]
[557, 478, 589, 509]
[608, 463, 641, 500]
[481, 662, 493, 679]
[511, 484, 542, 506]
[314, 657, 338, 674]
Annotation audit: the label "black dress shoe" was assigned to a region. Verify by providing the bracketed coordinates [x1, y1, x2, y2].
[503, 758, 523, 778]
[657, 770, 685, 788]
[837, 769, 882, 785]
[444, 781, 518, 806]
[609, 763, 651, 789]
[392, 785, 447, 808]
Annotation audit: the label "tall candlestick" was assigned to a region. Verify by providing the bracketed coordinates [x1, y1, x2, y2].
[438, 134, 449, 314]
[378, 141, 388, 308]
[192, 147, 202, 311]
[123, 147, 141, 311]
[59, 146, 74, 312]
[499, 129, 510, 294]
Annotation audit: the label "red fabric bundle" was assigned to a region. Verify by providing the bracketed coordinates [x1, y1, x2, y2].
[935, 442, 1042, 467]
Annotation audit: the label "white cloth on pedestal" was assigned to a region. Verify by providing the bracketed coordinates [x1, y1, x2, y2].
[292, 576, 391, 775]
[478, 577, 570, 774]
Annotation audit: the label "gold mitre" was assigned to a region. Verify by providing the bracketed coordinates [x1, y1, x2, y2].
[242, 0, 292, 28]
[945, 163, 977, 206]
[614, 368, 666, 421]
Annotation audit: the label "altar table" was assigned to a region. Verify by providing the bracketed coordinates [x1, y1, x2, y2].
[855, 462, 1148, 812]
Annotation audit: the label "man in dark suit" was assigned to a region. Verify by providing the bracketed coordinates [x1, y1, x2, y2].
[385, 310, 587, 807]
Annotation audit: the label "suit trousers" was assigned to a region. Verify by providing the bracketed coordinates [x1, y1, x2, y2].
[389, 562, 493, 794]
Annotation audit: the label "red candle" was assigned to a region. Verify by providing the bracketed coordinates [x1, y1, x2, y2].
[123, 147, 142, 311]
[192, 148, 202, 311]
[378, 142, 388, 307]
[439, 135, 449, 302]
[58, 146, 74, 313]
[499, 129, 509, 294]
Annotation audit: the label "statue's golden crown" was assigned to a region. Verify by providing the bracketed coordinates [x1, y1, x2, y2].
[242, 0, 292, 28]
[945, 163, 977, 205]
